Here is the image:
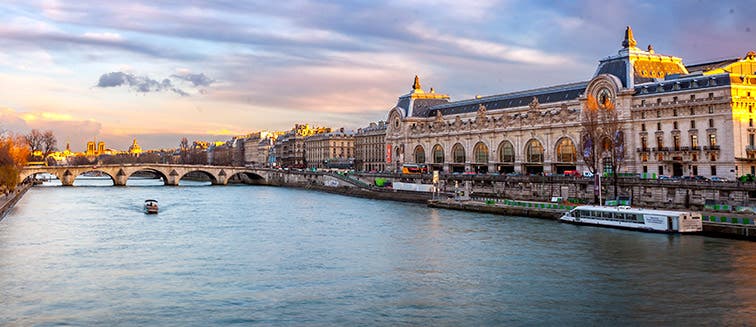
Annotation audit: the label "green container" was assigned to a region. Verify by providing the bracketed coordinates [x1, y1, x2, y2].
[375, 178, 387, 187]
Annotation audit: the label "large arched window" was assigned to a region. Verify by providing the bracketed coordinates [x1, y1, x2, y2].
[414, 145, 425, 163]
[452, 143, 466, 163]
[555, 137, 577, 162]
[473, 142, 489, 164]
[432, 144, 444, 163]
[498, 140, 515, 162]
[525, 139, 544, 163]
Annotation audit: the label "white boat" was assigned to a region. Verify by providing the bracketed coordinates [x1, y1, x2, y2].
[560, 205, 702, 233]
[144, 199, 159, 214]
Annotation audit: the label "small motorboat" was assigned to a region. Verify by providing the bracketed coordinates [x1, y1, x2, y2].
[144, 199, 159, 214]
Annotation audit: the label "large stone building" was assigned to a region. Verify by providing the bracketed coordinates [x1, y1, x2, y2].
[354, 121, 387, 172]
[304, 128, 354, 169]
[385, 27, 756, 179]
[274, 124, 331, 168]
[243, 131, 280, 166]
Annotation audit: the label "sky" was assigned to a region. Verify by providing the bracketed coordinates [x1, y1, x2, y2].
[0, 0, 754, 151]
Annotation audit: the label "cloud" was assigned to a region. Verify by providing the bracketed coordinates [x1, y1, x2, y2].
[95, 71, 190, 96]
[171, 72, 215, 87]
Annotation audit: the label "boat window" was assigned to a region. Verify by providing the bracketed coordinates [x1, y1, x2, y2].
[574, 210, 581, 218]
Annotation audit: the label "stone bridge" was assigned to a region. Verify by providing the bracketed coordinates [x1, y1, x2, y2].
[20, 164, 271, 186]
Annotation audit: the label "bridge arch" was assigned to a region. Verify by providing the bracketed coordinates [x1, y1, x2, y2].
[19, 170, 64, 183]
[178, 169, 219, 185]
[226, 171, 265, 184]
[71, 169, 117, 186]
[125, 168, 169, 185]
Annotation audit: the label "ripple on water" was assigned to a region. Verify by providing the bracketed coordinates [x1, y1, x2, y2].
[0, 184, 754, 326]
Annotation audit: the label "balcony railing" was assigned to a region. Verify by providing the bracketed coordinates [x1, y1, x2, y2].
[636, 147, 650, 153]
[704, 145, 721, 151]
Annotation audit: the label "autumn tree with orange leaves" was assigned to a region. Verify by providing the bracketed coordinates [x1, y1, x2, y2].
[0, 133, 30, 193]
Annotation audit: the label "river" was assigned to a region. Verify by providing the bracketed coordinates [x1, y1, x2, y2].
[1, 178, 754, 326]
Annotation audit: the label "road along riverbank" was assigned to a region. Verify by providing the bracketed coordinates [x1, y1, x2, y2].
[0, 183, 32, 221]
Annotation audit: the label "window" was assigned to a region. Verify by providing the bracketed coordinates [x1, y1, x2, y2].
[641, 111, 646, 119]
[691, 135, 698, 148]
[708, 92, 714, 99]
[708, 134, 717, 147]
[657, 135, 664, 148]
[690, 95, 696, 101]
[641, 100, 646, 106]
[673, 98, 678, 105]
[692, 153, 698, 161]
[473, 142, 489, 164]
[749, 134, 755, 147]
[657, 110, 661, 118]
[555, 138, 577, 162]
[525, 139, 544, 163]
[659, 166, 664, 175]
[641, 123, 646, 131]
[433, 144, 444, 163]
[690, 108, 695, 115]
[750, 118, 753, 127]
[657, 122, 662, 130]
[657, 98, 662, 105]
[643, 165, 648, 173]
[691, 120, 696, 129]
[414, 145, 426, 163]
[452, 143, 465, 163]
[709, 118, 714, 128]
[673, 135, 681, 150]
[498, 141, 515, 163]
[692, 166, 698, 175]
[711, 166, 717, 176]
[708, 106, 714, 114]
[673, 121, 678, 130]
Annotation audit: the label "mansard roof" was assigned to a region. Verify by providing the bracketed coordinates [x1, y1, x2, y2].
[424, 81, 587, 117]
[633, 73, 731, 96]
[686, 58, 740, 74]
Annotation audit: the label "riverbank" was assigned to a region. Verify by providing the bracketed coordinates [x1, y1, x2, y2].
[428, 198, 756, 241]
[0, 183, 32, 221]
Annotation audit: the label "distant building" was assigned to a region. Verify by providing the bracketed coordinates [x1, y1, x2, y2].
[128, 138, 142, 156]
[85, 140, 106, 156]
[304, 128, 354, 169]
[274, 124, 331, 168]
[355, 121, 387, 171]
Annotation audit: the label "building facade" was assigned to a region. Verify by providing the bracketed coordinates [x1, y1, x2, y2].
[273, 124, 331, 168]
[304, 128, 355, 169]
[354, 121, 387, 172]
[385, 27, 756, 179]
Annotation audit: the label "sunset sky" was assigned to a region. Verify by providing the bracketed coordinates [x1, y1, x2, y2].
[1, 0, 754, 150]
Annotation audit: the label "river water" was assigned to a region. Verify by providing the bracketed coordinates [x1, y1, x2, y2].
[1, 178, 754, 326]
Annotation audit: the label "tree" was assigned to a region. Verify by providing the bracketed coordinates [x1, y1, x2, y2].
[0, 134, 30, 192]
[42, 130, 57, 157]
[580, 94, 625, 203]
[24, 129, 44, 160]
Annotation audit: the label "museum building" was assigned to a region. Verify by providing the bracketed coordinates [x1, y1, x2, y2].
[385, 27, 756, 179]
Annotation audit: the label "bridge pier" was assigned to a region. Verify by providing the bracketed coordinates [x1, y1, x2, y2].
[61, 174, 75, 186]
[114, 175, 128, 186]
[165, 175, 180, 186]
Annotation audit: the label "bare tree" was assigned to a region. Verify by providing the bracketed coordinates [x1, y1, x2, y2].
[24, 129, 44, 160]
[42, 130, 57, 157]
[580, 94, 625, 202]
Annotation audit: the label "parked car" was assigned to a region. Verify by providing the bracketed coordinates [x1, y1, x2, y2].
[710, 176, 728, 182]
[563, 170, 580, 177]
[582, 171, 594, 178]
[658, 175, 673, 180]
